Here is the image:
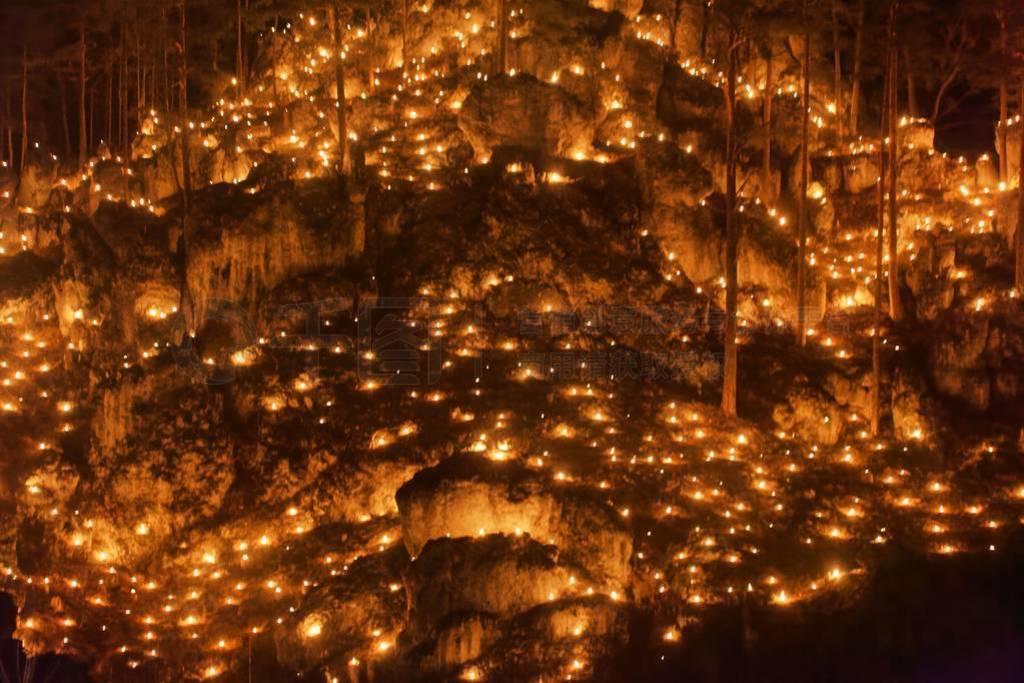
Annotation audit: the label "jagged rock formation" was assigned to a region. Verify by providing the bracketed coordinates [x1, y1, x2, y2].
[0, 0, 1022, 682]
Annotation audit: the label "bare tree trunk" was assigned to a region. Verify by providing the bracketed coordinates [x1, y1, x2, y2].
[0, 88, 5, 166]
[999, 9, 1008, 181]
[722, 30, 739, 417]
[79, 15, 88, 166]
[330, 3, 351, 177]
[60, 78, 72, 160]
[872, 46, 891, 437]
[271, 16, 279, 105]
[121, 25, 128, 157]
[930, 66, 959, 124]
[849, 0, 864, 136]
[179, 0, 192, 322]
[903, 47, 917, 118]
[107, 66, 113, 147]
[700, 3, 709, 58]
[137, 25, 143, 125]
[496, 0, 509, 75]
[670, 0, 683, 50]
[831, 0, 843, 140]
[762, 45, 773, 201]
[163, 15, 170, 113]
[887, 13, 903, 322]
[20, 46, 28, 176]
[796, 10, 810, 346]
[237, 0, 245, 91]
[6, 88, 13, 169]
[366, 8, 375, 94]
[1016, 82, 1023, 291]
[402, 0, 408, 67]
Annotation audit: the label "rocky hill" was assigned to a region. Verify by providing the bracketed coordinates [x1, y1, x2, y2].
[0, 0, 1022, 681]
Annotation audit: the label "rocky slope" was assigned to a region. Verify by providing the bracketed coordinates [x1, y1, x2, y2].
[0, 1, 1022, 681]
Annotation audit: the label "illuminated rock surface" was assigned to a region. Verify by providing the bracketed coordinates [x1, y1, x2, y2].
[0, 1, 1022, 682]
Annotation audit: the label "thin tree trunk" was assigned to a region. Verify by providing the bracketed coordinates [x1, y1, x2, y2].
[107, 66, 113, 147]
[1015, 81, 1023, 290]
[6, 106, 13, 169]
[366, 8, 375, 94]
[831, 0, 843, 140]
[120, 36, 127, 156]
[330, 3, 351, 177]
[6, 88, 13, 169]
[88, 88, 94, 152]
[796, 10, 810, 346]
[999, 10, 1008, 181]
[930, 67, 959, 124]
[849, 0, 864, 136]
[888, 38, 903, 322]
[179, 0, 190, 205]
[60, 78, 72, 160]
[160, 29, 166, 112]
[670, 0, 682, 50]
[0, 88, 5, 166]
[122, 12, 129, 158]
[271, 16, 279, 105]
[762, 45, 773, 201]
[872, 45, 891, 437]
[79, 15, 88, 166]
[496, 0, 509, 75]
[237, 0, 245, 91]
[700, 3, 709, 58]
[402, 0, 408, 66]
[179, 0, 192, 322]
[137, 26, 143, 124]
[722, 30, 739, 417]
[903, 47, 917, 119]
[20, 46, 28, 176]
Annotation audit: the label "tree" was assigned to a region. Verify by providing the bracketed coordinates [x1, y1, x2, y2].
[329, 1, 351, 177]
[178, 0, 193, 324]
[79, 10, 88, 166]
[496, 0, 509, 75]
[831, 0, 844, 140]
[999, 5, 1009, 180]
[762, 40, 774, 201]
[237, 0, 245, 92]
[886, 2, 903, 322]
[849, 0, 865, 135]
[796, 0, 811, 346]
[722, 26, 740, 417]
[871, 43, 890, 437]
[20, 45, 28, 177]
[1017, 84, 1023, 290]
[402, 0, 408, 66]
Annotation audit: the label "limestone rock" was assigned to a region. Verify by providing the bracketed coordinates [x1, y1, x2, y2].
[396, 455, 632, 589]
[891, 367, 937, 442]
[635, 138, 713, 208]
[773, 384, 844, 445]
[403, 535, 579, 642]
[458, 75, 598, 160]
[276, 548, 407, 672]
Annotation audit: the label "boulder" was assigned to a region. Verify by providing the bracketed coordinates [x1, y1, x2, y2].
[635, 138, 713, 208]
[403, 535, 579, 642]
[396, 455, 632, 589]
[891, 367, 937, 442]
[928, 315, 991, 411]
[773, 384, 844, 445]
[458, 75, 599, 160]
[276, 548, 407, 672]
